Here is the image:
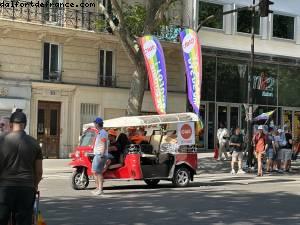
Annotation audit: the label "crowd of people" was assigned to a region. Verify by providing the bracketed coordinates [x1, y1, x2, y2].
[217, 123, 299, 176]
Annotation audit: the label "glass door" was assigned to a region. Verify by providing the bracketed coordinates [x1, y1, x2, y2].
[217, 105, 228, 130]
[217, 104, 241, 136]
[283, 109, 300, 142]
[283, 110, 293, 132]
[294, 111, 300, 142]
[230, 106, 240, 134]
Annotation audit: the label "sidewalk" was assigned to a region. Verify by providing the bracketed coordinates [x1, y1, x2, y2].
[43, 153, 300, 175]
[197, 152, 300, 175]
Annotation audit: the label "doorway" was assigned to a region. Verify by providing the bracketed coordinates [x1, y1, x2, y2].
[37, 101, 61, 158]
[282, 108, 300, 141]
[217, 104, 241, 135]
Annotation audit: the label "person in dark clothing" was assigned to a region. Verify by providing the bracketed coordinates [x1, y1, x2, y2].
[117, 133, 131, 152]
[229, 127, 245, 175]
[0, 111, 43, 225]
[282, 129, 293, 172]
[108, 129, 122, 164]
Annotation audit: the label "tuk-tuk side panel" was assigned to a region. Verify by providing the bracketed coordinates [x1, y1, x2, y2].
[104, 154, 143, 179]
[175, 153, 198, 171]
[69, 157, 93, 176]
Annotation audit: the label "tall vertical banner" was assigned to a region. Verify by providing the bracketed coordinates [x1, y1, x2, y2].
[180, 29, 202, 114]
[139, 36, 167, 115]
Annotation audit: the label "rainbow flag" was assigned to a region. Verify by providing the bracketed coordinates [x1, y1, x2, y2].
[253, 110, 276, 121]
[139, 36, 167, 114]
[179, 29, 202, 114]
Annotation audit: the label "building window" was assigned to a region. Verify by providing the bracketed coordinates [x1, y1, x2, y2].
[273, 14, 294, 40]
[43, 43, 62, 81]
[278, 65, 300, 107]
[201, 55, 216, 101]
[99, 50, 114, 87]
[43, 0, 62, 23]
[216, 58, 248, 103]
[80, 103, 99, 134]
[237, 10, 260, 34]
[198, 1, 223, 29]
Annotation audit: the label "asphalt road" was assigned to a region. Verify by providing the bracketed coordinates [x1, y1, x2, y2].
[39, 158, 300, 225]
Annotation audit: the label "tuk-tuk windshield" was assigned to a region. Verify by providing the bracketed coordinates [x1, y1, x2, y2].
[80, 130, 96, 147]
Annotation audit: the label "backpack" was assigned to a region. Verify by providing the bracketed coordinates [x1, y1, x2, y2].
[278, 133, 287, 147]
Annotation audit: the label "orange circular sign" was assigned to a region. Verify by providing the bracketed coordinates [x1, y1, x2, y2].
[181, 124, 192, 139]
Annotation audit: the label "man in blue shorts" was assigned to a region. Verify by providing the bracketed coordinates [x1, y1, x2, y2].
[91, 117, 108, 196]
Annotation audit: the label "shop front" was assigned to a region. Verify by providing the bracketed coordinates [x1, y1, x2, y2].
[194, 48, 300, 150]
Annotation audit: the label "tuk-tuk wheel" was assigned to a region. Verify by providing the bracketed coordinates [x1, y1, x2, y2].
[71, 169, 89, 190]
[144, 179, 160, 187]
[172, 167, 190, 187]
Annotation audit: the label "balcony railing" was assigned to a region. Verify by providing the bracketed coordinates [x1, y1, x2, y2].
[0, 0, 107, 31]
[0, 1, 185, 42]
[98, 75, 116, 88]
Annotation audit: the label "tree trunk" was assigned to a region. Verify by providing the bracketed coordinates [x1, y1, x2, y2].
[126, 50, 147, 116]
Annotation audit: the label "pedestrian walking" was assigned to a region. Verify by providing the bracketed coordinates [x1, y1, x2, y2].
[0, 111, 43, 225]
[91, 117, 108, 196]
[217, 122, 230, 161]
[266, 128, 275, 173]
[282, 128, 293, 172]
[252, 125, 268, 176]
[229, 127, 245, 175]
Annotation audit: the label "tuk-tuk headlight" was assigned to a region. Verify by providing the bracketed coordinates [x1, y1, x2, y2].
[75, 151, 80, 158]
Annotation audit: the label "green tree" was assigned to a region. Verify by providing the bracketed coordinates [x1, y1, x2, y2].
[99, 0, 177, 115]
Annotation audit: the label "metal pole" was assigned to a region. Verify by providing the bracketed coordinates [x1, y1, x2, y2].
[247, 0, 255, 168]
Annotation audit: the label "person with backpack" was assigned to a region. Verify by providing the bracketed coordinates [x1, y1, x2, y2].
[252, 125, 268, 176]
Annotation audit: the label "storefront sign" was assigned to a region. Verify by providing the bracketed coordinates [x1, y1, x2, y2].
[177, 122, 195, 146]
[253, 72, 275, 97]
[0, 87, 8, 97]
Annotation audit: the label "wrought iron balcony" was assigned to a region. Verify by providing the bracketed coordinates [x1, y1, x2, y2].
[0, 0, 107, 31]
[98, 75, 116, 88]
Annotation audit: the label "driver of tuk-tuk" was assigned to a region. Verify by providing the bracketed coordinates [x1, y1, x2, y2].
[108, 129, 122, 164]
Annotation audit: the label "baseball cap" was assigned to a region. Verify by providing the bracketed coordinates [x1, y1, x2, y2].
[108, 129, 117, 136]
[258, 125, 264, 130]
[94, 117, 103, 124]
[278, 129, 283, 133]
[10, 111, 27, 124]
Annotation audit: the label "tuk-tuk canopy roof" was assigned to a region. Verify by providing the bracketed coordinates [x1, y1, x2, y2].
[83, 113, 199, 130]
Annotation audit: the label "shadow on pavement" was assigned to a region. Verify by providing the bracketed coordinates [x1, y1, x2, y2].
[40, 189, 300, 225]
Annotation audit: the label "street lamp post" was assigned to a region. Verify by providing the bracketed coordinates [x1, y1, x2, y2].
[247, 0, 256, 168]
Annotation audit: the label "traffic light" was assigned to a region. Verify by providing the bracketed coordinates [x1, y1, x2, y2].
[259, 0, 274, 17]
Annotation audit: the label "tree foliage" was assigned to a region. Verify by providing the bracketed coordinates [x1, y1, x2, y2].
[99, 0, 178, 115]
[122, 3, 146, 38]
